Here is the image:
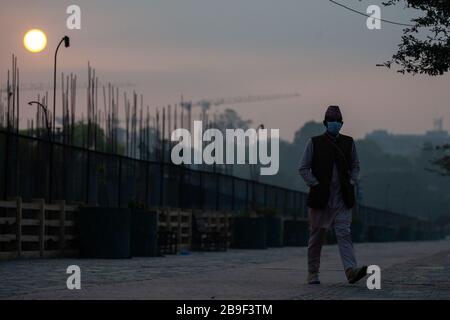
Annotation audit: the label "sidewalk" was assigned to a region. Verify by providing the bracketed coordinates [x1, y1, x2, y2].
[1, 238, 449, 300]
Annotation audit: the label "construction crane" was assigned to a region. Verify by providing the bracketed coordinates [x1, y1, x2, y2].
[0, 81, 136, 92]
[180, 92, 301, 129]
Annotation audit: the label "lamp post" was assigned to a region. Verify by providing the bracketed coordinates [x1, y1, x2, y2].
[28, 100, 53, 201]
[28, 101, 51, 141]
[49, 35, 69, 203]
[25, 32, 70, 203]
[53, 36, 70, 140]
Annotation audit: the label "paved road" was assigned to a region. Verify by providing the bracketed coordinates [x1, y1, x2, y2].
[1, 238, 449, 300]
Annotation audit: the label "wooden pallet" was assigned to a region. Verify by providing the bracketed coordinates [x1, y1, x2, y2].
[157, 208, 193, 252]
[0, 198, 79, 260]
[1, 201, 237, 259]
[192, 210, 232, 248]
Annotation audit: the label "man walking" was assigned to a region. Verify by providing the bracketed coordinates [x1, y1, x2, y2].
[299, 105, 367, 285]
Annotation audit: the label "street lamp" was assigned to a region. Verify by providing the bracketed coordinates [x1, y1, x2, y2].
[24, 32, 69, 204]
[53, 36, 70, 140]
[28, 101, 51, 141]
[28, 100, 53, 201]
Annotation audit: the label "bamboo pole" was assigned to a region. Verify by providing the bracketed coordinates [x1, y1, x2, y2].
[59, 200, 66, 253]
[16, 197, 22, 257]
[38, 199, 45, 257]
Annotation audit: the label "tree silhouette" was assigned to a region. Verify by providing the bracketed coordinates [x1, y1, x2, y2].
[380, 0, 450, 75]
[431, 144, 450, 176]
[375, 1, 450, 174]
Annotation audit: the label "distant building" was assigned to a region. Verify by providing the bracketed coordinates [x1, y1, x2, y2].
[365, 120, 450, 156]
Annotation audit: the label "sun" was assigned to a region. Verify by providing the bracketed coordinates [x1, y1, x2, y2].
[23, 29, 47, 53]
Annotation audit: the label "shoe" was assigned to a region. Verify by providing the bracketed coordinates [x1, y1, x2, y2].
[346, 266, 368, 284]
[307, 272, 320, 285]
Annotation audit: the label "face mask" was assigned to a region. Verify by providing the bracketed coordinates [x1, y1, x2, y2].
[326, 121, 342, 136]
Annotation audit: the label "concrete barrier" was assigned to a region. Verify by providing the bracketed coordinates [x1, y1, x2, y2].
[265, 216, 284, 247]
[368, 226, 397, 242]
[323, 228, 336, 245]
[397, 227, 415, 241]
[131, 210, 158, 257]
[283, 219, 309, 247]
[79, 207, 131, 259]
[351, 222, 366, 243]
[231, 217, 267, 249]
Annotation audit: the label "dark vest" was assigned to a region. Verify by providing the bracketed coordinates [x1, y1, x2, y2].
[307, 133, 356, 210]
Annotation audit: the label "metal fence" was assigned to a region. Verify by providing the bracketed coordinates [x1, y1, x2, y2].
[0, 129, 427, 228]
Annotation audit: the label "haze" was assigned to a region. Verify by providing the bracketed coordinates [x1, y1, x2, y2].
[1, 0, 449, 141]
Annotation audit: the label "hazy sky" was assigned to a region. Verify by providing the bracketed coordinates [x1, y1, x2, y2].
[1, 0, 449, 141]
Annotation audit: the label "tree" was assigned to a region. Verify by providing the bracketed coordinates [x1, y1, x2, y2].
[377, 1, 450, 174]
[431, 144, 450, 175]
[213, 108, 252, 130]
[292, 121, 324, 150]
[380, 0, 450, 76]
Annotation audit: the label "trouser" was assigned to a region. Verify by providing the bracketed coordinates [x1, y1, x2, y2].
[307, 210, 357, 273]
